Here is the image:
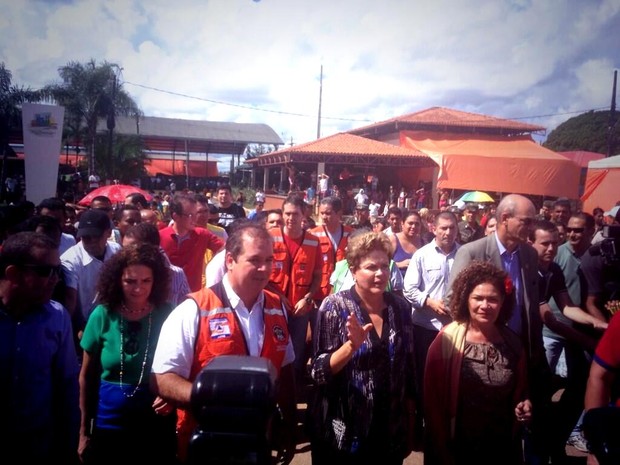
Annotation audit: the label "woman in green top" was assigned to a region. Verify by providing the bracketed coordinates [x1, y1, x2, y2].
[78, 243, 176, 464]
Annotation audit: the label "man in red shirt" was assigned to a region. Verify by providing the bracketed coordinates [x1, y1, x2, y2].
[159, 193, 224, 292]
[584, 312, 620, 464]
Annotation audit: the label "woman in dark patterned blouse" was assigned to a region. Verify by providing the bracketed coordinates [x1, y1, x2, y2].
[308, 231, 416, 465]
[424, 261, 532, 465]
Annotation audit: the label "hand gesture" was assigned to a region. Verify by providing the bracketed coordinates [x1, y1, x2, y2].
[346, 313, 373, 351]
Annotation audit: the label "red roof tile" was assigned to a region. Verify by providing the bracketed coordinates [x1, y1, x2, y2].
[266, 132, 427, 158]
[349, 106, 546, 135]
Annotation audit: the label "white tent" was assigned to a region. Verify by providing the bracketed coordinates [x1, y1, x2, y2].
[581, 154, 620, 213]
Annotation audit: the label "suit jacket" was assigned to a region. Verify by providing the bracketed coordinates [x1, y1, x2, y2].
[447, 233, 550, 403]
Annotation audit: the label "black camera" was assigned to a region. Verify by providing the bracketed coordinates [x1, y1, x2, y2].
[188, 355, 279, 465]
[589, 225, 620, 266]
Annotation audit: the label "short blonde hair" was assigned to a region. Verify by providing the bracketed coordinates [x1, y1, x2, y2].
[346, 231, 393, 271]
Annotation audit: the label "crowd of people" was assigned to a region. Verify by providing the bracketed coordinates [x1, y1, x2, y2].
[1, 181, 619, 465]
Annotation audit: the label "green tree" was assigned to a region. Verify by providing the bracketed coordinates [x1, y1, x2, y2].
[93, 133, 148, 183]
[44, 59, 142, 178]
[543, 110, 620, 155]
[243, 143, 277, 160]
[0, 62, 48, 201]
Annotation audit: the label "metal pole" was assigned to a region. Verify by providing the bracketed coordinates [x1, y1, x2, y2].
[317, 64, 323, 139]
[185, 139, 189, 189]
[607, 70, 617, 158]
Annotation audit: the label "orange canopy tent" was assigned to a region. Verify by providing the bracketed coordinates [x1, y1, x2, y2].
[16, 151, 86, 167]
[581, 154, 620, 213]
[400, 130, 581, 198]
[557, 151, 605, 197]
[557, 151, 605, 168]
[144, 159, 218, 177]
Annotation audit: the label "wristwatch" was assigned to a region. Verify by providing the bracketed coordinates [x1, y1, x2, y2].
[305, 296, 313, 305]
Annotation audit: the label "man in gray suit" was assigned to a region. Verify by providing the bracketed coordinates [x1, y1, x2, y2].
[447, 193, 551, 463]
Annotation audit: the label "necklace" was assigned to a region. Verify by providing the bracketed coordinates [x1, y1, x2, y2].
[119, 311, 152, 398]
[121, 302, 152, 315]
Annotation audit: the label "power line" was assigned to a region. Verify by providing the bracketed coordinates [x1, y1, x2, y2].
[124, 81, 373, 123]
[508, 107, 608, 121]
[123, 80, 609, 125]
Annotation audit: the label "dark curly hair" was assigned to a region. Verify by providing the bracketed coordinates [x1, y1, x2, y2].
[449, 260, 514, 325]
[96, 243, 170, 310]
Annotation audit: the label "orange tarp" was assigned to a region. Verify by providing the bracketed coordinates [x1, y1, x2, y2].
[14, 152, 218, 178]
[400, 130, 581, 198]
[145, 159, 218, 177]
[16, 152, 86, 167]
[558, 151, 605, 168]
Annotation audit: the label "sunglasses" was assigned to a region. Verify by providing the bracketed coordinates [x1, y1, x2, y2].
[566, 227, 585, 234]
[22, 263, 62, 279]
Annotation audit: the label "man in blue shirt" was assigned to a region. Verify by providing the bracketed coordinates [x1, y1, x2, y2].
[0, 232, 80, 463]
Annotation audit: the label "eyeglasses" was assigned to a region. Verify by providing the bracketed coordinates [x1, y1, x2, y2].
[21, 263, 62, 279]
[566, 227, 585, 234]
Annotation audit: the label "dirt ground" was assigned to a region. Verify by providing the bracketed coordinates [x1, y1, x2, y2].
[287, 396, 587, 465]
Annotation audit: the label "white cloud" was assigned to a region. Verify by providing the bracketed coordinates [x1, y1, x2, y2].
[1, 0, 618, 150]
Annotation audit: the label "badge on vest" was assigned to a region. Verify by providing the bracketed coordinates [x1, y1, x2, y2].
[272, 325, 286, 343]
[209, 317, 232, 339]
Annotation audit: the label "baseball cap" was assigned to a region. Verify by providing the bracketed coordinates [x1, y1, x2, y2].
[604, 205, 620, 218]
[77, 209, 111, 238]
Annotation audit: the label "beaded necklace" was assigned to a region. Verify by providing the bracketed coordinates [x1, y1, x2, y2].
[121, 302, 150, 314]
[119, 310, 152, 398]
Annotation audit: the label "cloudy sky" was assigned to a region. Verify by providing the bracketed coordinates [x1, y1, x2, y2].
[2, 0, 619, 164]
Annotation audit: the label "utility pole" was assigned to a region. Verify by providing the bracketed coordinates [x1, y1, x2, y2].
[608, 69, 617, 158]
[317, 64, 323, 139]
[106, 64, 122, 178]
[106, 69, 116, 176]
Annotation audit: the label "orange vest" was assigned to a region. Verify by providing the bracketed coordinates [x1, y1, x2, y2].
[268, 228, 320, 306]
[309, 224, 352, 300]
[175, 283, 289, 461]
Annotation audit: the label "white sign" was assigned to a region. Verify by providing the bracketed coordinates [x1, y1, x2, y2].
[21, 103, 65, 205]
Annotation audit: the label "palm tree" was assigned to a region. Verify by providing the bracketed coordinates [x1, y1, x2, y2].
[93, 133, 148, 183]
[0, 62, 47, 202]
[44, 59, 142, 178]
